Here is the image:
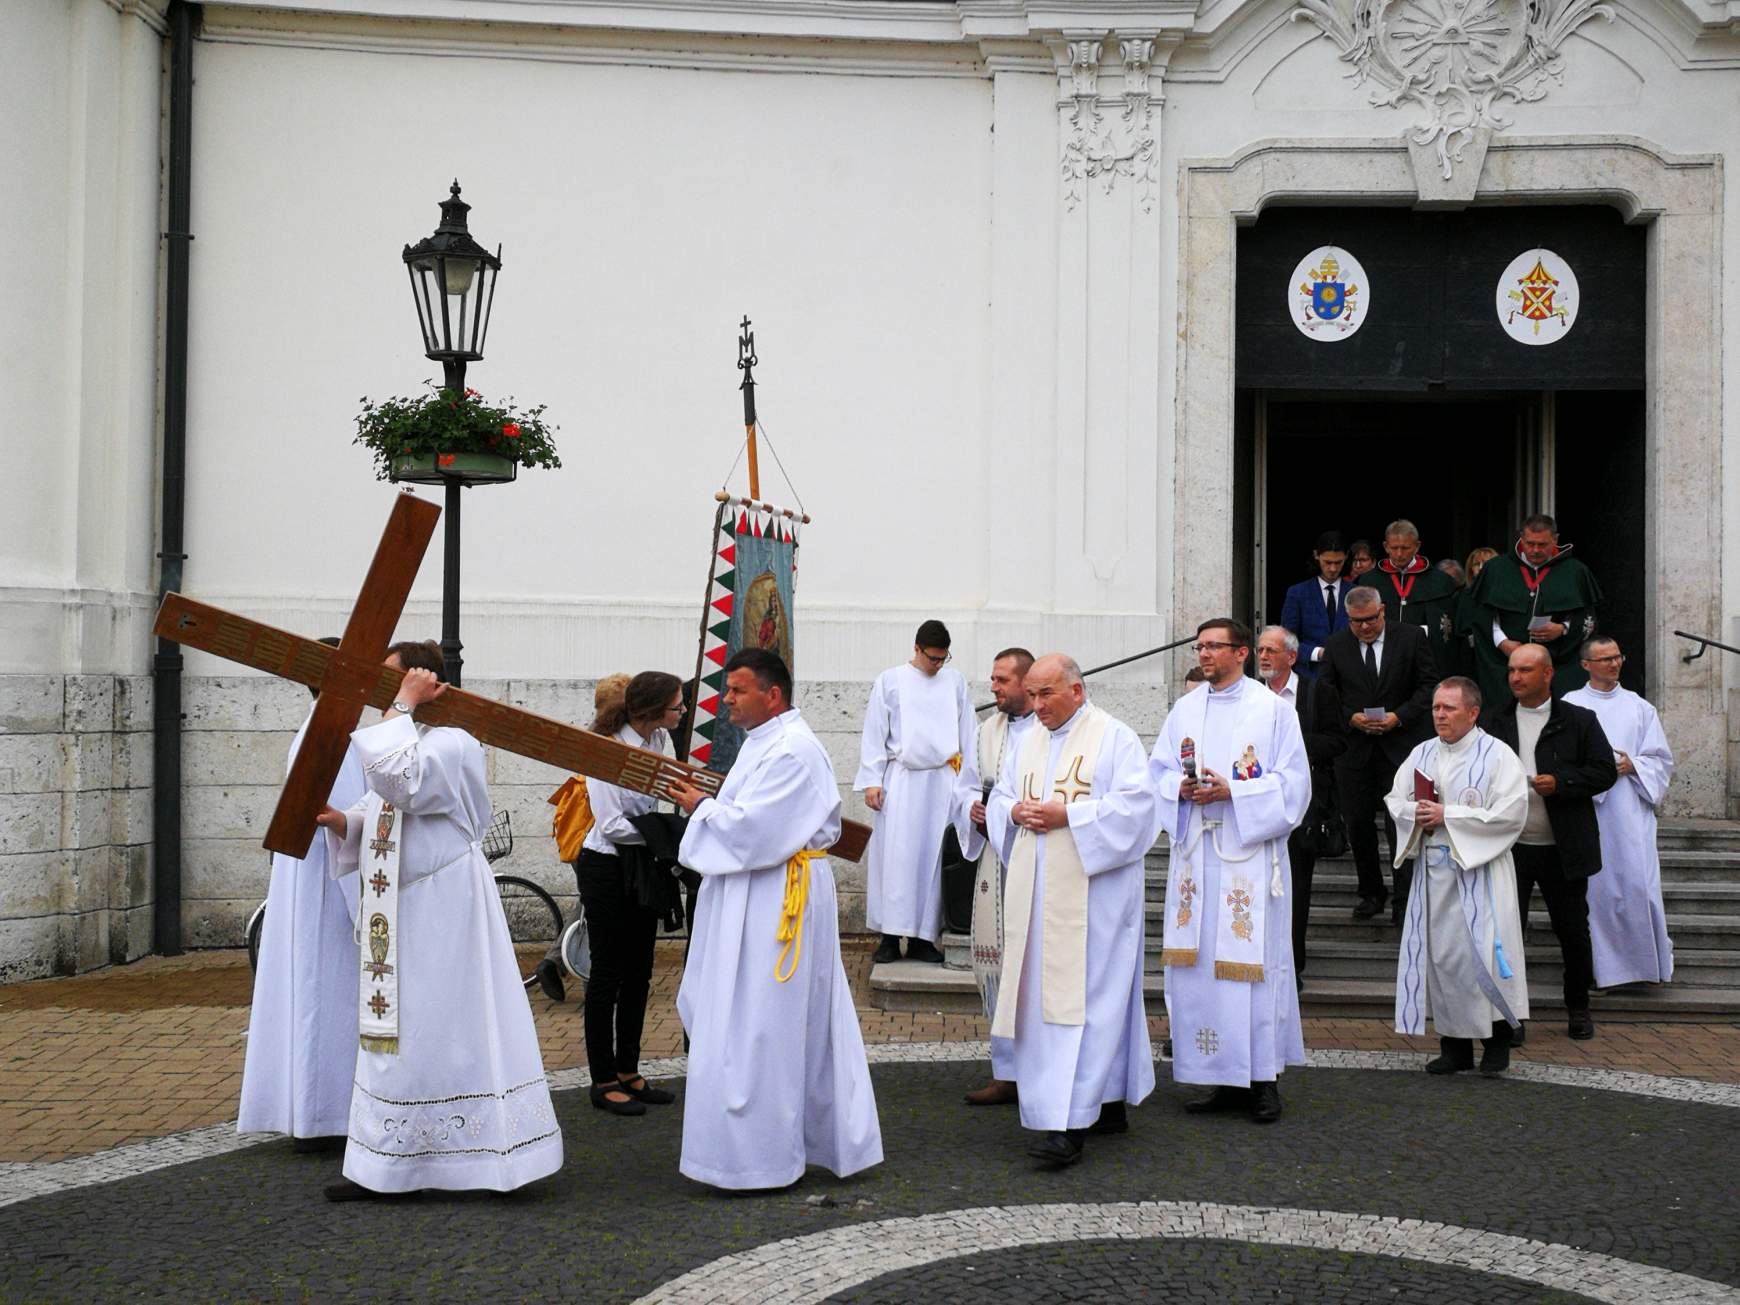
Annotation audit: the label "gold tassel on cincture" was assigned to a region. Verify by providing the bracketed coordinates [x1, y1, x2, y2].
[775, 849, 822, 982]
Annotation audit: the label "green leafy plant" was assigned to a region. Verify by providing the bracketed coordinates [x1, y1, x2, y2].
[353, 382, 562, 481]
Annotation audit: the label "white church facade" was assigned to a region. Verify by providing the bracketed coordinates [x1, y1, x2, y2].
[4, 0, 1738, 978]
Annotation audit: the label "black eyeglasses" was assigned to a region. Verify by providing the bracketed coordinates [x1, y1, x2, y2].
[918, 651, 952, 666]
[1190, 641, 1240, 654]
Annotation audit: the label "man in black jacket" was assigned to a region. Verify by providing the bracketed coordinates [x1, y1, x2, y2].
[1482, 642, 1618, 1040]
[1318, 585, 1440, 923]
[1257, 626, 1345, 990]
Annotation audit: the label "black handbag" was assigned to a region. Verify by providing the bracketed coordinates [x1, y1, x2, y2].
[1301, 781, 1348, 858]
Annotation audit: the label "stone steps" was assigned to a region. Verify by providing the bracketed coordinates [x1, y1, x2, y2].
[876, 818, 1740, 1019]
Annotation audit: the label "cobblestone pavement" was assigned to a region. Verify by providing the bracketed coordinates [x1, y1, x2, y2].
[1, 1056, 1737, 1303]
[5, 940, 1738, 1164]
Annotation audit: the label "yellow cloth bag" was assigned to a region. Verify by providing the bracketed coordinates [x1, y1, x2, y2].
[548, 776, 595, 862]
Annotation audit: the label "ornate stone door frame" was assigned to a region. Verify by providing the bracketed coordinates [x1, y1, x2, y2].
[1172, 135, 1727, 814]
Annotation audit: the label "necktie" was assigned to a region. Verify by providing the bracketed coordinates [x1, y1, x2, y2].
[1364, 639, 1377, 681]
[1324, 583, 1337, 632]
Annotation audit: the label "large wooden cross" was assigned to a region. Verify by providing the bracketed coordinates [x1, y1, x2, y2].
[154, 493, 869, 862]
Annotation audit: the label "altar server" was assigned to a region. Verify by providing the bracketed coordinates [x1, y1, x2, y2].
[1385, 676, 1530, 1075]
[985, 653, 1156, 1167]
[1566, 638, 1675, 986]
[1151, 619, 1310, 1124]
[668, 649, 883, 1191]
[855, 619, 980, 964]
[316, 642, 562, 1199]
[238, 642, 368, 1147]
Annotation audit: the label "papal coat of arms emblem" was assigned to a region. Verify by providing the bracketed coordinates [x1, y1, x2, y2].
[1496, 248, 1579, 345]
[1289, 246, 1370, 341]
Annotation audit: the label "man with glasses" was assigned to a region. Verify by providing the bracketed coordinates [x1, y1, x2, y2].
[1150, 619, 1310, 1123]
[1317, 586, 1439, 923]
[1565, 639, 1675, 988]
[855, 620, 981, 965]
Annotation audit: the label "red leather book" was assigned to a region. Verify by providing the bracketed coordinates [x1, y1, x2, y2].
[1414, 769, 1438, 802]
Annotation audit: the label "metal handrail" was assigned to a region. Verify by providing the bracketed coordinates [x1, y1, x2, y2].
[975, 634, 1197, 712]
[1673, 630, 1740, 664]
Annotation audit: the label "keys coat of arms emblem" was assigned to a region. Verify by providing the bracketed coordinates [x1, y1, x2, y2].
[1289, 245, 1369, 340]
[1496, 248, 1579, 344]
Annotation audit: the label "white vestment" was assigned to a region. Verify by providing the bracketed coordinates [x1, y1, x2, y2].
[1565, 684, 1675, 986]
[1386, 728, 1531, 1039]
[855, 664, 980, 941]
[1150, 677, 1309, 1087]
[237, 710, 367, 1138]
[961, 710, 1037, 1081]
[678, 708, 883, 1189]
[328, 715, 562, 1193]
[986, 704, 1156, 1131]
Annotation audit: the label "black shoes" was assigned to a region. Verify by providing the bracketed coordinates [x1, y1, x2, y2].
[533, 958, 566, 1003]
[1426, 1037, 1475, 1075]
[1183, 1086, 1250, 1114]
[590, 1084, 647, 1116]
[1567, 1008, 1596, 1040]
[904, 937, 945, 965]
[618, 1076, 675, 1105]
[1026, 1131, 1085, 1167]
[291, 1135, 346, 1155]
[1478, 1035, 1511, 1076]
[1249, 1081, 1282, 1123]
[1353, 894, 1388, 920]
[871, 934, 902, 964]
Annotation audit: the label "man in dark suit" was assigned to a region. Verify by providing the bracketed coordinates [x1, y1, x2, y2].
[1318, 585, 1439, 923]
[1279, 530, 1353, 678]
[1482, 642, 1618, 1041]
[1256, 625, 1345, 990]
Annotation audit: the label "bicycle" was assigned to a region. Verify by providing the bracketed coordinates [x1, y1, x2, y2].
[245, 809, 571, 994]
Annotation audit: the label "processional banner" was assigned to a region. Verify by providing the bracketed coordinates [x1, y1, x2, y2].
[683, 494, 800, 771]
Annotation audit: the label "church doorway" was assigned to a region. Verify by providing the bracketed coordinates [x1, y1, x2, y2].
[1232, 204, 1648, 693]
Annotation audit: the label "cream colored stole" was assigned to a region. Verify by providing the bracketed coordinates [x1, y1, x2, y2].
[991, 704, 1110, 1039]
[357, 792, 402, 1054]
[969, 712, 1012, 1017]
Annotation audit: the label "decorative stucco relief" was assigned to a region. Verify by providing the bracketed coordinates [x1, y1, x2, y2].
[1290, 1, 1616, 178]
[1057, 36, 1162, 212]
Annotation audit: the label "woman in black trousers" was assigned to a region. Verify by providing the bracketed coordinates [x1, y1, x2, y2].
[576, 671, 685, 1116]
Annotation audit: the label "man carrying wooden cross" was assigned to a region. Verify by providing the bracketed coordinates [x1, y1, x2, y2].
[315, 640, 562, 1200]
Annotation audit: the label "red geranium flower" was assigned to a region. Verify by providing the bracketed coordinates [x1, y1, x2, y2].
[502, 423, 521, 439]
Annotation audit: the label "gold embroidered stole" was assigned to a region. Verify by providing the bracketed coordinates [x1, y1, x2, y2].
[357, 792, 402, 1055]
[992, 704, 1110, 1038]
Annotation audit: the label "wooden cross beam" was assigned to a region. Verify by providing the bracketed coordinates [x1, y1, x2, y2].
[153, 497, 869, 862]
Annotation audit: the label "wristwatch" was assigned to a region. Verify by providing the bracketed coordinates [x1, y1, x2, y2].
[392, 700, 415, 717]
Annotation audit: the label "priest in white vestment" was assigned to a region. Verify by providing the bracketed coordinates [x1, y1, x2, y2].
[958, 647, 1037, 1107]
[855, 619, 980, 964]
[317, 646, 562, 1199]
[1150, 620, 1309, 1124]
[984, 654, 1156, 1167]
[1385, 676, 1531, 1075]
[669, 649, 883, 1191]
[238, 686, 367, 1145]
[1566, 638, 1675, 986]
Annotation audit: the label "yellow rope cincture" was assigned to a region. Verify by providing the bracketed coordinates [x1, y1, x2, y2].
[947, 753, 962, 773]
[775, 848, 823, 983]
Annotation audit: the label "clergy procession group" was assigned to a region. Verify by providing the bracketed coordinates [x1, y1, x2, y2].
[239, 512, 1678, 1197]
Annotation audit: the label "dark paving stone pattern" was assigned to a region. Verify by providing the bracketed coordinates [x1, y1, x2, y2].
[2, 1061, 1736, 1303]
[827, 1237, 1605, 1304]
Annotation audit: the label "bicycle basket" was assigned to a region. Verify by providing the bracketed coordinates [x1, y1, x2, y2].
[482, 809, 514, 863]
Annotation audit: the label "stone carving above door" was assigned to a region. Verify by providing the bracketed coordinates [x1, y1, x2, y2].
[1054, 34, 1171, 213]
[1290, 1, 1616, 180]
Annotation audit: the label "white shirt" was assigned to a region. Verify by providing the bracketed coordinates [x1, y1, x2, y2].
[581, 723, 672, 856]
[1357, 628, 1386, 677]
[1514, 700, 1554, 846]
[1269, 670, 1298, 706]
[1310, 582, 1340, 662]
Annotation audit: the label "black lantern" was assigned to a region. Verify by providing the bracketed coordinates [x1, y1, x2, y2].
[403, 180, 501, 391]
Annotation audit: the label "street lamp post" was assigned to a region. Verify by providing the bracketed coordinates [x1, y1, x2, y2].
[401, 181, 503, 687]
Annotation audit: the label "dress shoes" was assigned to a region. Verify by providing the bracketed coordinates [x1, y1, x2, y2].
[533, 958, 567, 1004]
[1088, 1101, 1128, 1135]
[590, 1084, 647, 1116]
[871, 934, 902, 965]
[1353, 895, 1387, 920]
[1478, 1037, 1511, 1077]
[618, 1076, 675, 1105]
[1567, 1008, 1596, 1040]
[1249, 1081, 1282, 1123]
[963, 1079, 1018, 1106]
[1425, 1037, 1475, 1075]
[291, 1135, 346, 1155]
[1026, 1131, 1084, 1167]
[1183, 1086, 1250, 1114]
[904, 937, 945, 964]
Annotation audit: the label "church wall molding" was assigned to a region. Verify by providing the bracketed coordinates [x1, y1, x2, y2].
[1172, 132, 1727, 815]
